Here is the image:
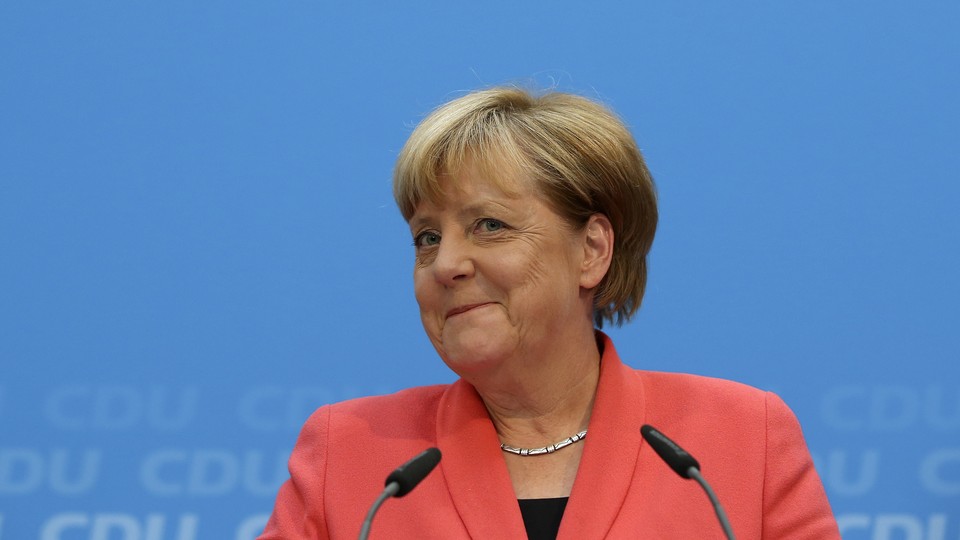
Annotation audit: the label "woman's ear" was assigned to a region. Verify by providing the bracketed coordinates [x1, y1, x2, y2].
[580, 213, 614, 289]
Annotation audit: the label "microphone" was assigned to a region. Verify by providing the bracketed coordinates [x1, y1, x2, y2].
[640, 425, 736, 540]
[358, 447, 442, 540]
[384, 447, 442, 496]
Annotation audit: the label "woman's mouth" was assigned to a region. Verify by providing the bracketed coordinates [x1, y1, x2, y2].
[446, 303, 493, 318]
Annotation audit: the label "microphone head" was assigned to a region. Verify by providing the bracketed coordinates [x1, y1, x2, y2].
[641, 425, 700, 479]
[385, 447, 442, 497]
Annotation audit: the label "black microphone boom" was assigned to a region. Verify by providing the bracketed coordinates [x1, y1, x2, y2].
[358, 447, 442, 540]
[640, 424, 700, 478]
[385, 447, 442, 496]
[640, 425, 736, 540]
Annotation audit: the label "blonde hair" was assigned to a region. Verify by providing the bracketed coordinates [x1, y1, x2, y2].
[394, 87, 658, 327]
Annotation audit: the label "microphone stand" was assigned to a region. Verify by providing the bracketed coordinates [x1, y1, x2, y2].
[358, 482, 400, 540]
[687, 467, 735, 540]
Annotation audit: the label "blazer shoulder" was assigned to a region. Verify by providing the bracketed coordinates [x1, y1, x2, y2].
[636, 370, 776, 423]
[312, 383, 450, 442]
[328, 383, 450, 414]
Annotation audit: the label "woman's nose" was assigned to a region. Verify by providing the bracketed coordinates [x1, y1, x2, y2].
[432, 237, 475, 286]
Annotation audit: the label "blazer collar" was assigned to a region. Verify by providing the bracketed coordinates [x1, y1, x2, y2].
[436, 378, 528, 538]
[560, 332, 646, 539]
[435, 333, 646, 539]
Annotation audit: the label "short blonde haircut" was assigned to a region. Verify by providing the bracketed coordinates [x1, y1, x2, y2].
[394, 87, 658, 327]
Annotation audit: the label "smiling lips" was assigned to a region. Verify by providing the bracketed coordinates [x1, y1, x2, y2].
[446, 303, 494, 318]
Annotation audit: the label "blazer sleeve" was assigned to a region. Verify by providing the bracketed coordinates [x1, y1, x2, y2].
[259, 406, 331, 540]
[762, 392, 841, 539]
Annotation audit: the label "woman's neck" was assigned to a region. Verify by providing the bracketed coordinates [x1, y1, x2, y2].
[477, 333, 602, 447]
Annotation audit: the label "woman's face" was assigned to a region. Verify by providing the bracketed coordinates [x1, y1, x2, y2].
[409, 162, 596, 379]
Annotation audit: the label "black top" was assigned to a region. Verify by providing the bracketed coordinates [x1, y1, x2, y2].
[518, 497, 569, 540]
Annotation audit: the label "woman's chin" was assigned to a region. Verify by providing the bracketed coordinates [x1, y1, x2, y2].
[438, 329, 516, 378]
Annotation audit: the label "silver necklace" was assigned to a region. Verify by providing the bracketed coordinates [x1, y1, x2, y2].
[500, 429, 587, 456]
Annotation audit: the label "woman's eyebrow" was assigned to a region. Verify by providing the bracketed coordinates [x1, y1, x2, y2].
[410, 199, 515, 231]
[408, 214, 432, 232]
[457, 199, 513, 219]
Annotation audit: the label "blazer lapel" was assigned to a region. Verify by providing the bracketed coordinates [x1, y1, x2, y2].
[559, 334, 647, 539]
[436, 379, 528, 539]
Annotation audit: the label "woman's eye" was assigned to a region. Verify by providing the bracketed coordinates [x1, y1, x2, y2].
[414, 231, 441, 247]
[478, 219, 504, 233]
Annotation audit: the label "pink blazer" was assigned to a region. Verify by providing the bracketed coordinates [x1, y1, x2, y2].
[260, 335, 840, 539]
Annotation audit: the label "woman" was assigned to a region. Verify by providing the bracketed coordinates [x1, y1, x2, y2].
[261, 88, 840, 539]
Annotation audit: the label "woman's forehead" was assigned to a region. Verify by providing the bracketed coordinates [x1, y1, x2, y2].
[445, 152, 538, 196]
[399, 146, 544, 223]
[412, 171, 521, 215]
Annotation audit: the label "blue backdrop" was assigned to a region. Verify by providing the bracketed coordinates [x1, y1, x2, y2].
[1, 1, 958, 539]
